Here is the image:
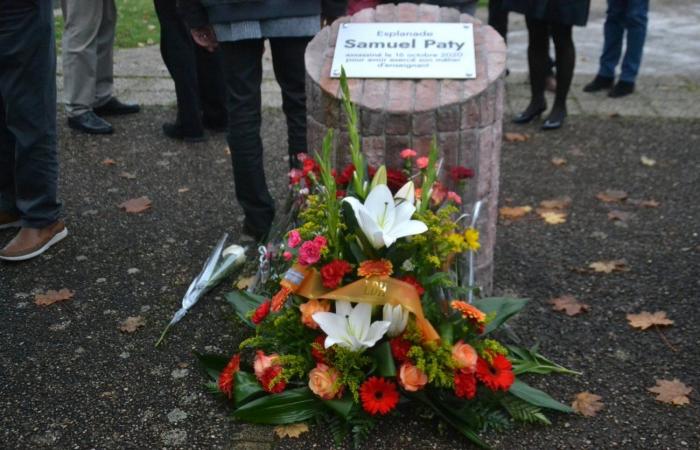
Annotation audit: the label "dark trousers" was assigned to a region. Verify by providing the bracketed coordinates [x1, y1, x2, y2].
[488, 0, 509, 41]
[219, 37, 310, 232]
[0, 1, 61, 228]
[154, 0, 226, 134]
[598, 0, 648, 82]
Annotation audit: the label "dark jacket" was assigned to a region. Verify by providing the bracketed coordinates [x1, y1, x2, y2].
[503, 0, 590, 26]
[380, 0, 476, 6]
[178, 0, 347, 29]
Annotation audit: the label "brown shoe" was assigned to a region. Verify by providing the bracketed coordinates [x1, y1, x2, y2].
[0, 211, 21, 230]
[0, 220, 68, 261]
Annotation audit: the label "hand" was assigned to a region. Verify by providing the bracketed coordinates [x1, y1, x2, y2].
[191, 25, 218, 52]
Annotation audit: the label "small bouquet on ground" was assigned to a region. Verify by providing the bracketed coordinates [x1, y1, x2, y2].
[197, 73, 577, 448]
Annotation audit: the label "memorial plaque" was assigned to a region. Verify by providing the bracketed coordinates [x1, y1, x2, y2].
[330, 23, 476, 79]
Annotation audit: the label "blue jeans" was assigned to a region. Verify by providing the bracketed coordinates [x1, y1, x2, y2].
[598, 0, 649, 83]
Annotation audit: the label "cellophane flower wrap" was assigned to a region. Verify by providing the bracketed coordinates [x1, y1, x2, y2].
[197, 73, 577, 449]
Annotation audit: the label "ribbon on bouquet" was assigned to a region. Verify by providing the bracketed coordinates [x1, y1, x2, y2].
[274, 264, 440, 342]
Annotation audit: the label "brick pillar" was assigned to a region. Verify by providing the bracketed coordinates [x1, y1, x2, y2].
[305, 3, 507, 294]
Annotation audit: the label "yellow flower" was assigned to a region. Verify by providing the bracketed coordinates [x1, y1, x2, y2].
[464, 227, 480, 252]
[447, 233, 464, 251]
[427, 255, 441, 267]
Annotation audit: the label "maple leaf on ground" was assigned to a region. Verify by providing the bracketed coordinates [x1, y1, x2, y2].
[102, 158, 116, 166]
[596, 190, 628, 203]
[608, 210, 632, 222]
[551, 157, 567, 166]
[119, 316, 146, 333]
[539, 210, 567, 225]
[274, 423, 309, 439]
[589, 259, 629, 273]
[572, 392, 604, 417]
[539, 196, 572, 210]
[648, 379, 692, 406]
[627, 311, 674, 330]
[504, 132, 530, 143]
[118, 196, 152, 214]
[35, 288, 75, 306]
[549, 295, 590, 316]
[640, 155, 657, 167]
[499, 205, 532, 221]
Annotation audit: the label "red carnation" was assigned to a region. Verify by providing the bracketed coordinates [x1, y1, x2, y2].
[449, 166, 474, 182]
[476, 355, 515, 391]
[453, 370, 477, 400]
[311, 335, 328, 363]
[359, 376, 399, 415]
[399, 275, 425, 297]
[335, 163, 355, 186]
[390, 336, 412, 363]
[251, 300, 271, 325]
[260, 365, 286, 393]
[320, 259, 352, 289]
[217, 353, 241, 399]
[302, 158, 317, 175]
[386, 168, 408, 193]
[336, 189, 346, 199]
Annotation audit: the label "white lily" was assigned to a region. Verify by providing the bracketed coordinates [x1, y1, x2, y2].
[343, 183, 427, 249]
[394, 181, 415, 205]
[313, 301, 391, 352]
[382, 304, 409, 338]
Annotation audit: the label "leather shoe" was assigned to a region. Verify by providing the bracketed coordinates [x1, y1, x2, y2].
[162, 122, 206, 143]
[202, 117, 227, 133]
[513, 104, 546, 124]
[0, 211, 21, 230]
[542, 109, 567, 131]
[68, 111, 113, 134]
[583, 75, 614, 93]
[609, 80, 635, 98]
[0, 220, 68, 261]
[93, 97, 140, 116]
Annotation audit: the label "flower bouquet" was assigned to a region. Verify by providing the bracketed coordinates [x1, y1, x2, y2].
[197, 74, 576, 448]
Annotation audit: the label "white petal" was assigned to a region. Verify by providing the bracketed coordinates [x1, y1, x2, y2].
[334, 301, 353, 318]
[361, 320, 391, 347]
[324, 335, 351, 349]
[349, 303, 372, 341]
[313, 312, 349, 339]
[358, 207, 387, 249]
[387, 220, 428, 241]
[364, 184, 394, 217]
[342, 197, 365, 227]
[394, 181, 415, 205]
[393, 201, 416, 226]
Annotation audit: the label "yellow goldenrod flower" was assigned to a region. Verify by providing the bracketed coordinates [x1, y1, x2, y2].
[464, 227, 480, 252]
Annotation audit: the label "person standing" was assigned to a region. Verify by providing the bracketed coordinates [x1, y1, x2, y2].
[154, 0, 227, 142]
[0, 0, 67, 261]
[583, 0, 649, 98]
[178, 0, 346, 241]
[506, 0, 590, 130]
[61, 0, 140, 135]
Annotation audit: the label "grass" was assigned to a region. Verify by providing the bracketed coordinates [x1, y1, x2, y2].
[55, 0, 160, 49]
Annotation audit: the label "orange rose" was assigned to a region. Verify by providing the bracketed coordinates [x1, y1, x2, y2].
[253, 350, 279, 379]
[398, 362, 428, 392]
[308, 363, 342, 399]
[299, 298, 330, 329]
[452, 341, 478, 372]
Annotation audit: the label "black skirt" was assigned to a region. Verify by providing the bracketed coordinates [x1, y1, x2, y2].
[502, 0, 591, 26]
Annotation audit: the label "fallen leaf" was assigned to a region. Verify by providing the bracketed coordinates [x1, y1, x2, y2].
[539, 210, 567, 225]
[119, 171, 136, 180]
[549, 295, 589, 316]
[236, 276, 257, 290]
[274, 423, 309, 439]
[119, 316, 146, 333]
[572, 392, 604, 417]
[627, 311, 674, 330]
[102, 158, 116, 166]
[596, 190, 628, 203]
[504, 132, 530, 143]
[648, 379, 692, 406]
[118, 196, 152, 214]
[539, 196, 572, 210]
[35, 288, 75, 306]
[608, 210, 632, 222]
[551, 157, 567, 167]
[177, 187, 190, 193]
[499, 205, 532, 221]
[589, 259, 628, 273]
[609, 112, 621, 119]
[636, 199, 660, 208]
[224, 146, 231, 155]
[640, 156, 656, 167]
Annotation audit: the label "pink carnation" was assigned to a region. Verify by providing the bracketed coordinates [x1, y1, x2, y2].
[416, 156, 429, 169]
[287, 230, 302, 248]
[282, 251, 293, 261]
[400, 148, 417, 159]
[296, 153, 309, 162]
[447, 191, 462, 204]
[298, 240, 322, 266]
[313, 235, 327, 249]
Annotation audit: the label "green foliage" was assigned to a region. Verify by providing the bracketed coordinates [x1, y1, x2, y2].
[455, 401, 511, 432]
[417, 138, 440, 214]
[351, 415, 376, 449]
[500, 396, 551, 425]
[507, 345, 581, 376]
[508, 379, 574, 413]
[225, 290, 266, 327]
[239, 308, 317, 364]
[323, 412, 349, 446]
[232, 387, 322, 424]
[314, 130, 341, 258]
[472, 297, 529, 334]
[339, 68, 367, 199]
[297, 195, 327, 240]
[278, 354, 312, 383]
[327, 346, 372, 402]
[407, 341, 455, 389]
[474, 339, 509, 363]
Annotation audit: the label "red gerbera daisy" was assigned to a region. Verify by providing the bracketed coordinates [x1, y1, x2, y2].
[453, 370, 477, 400]
[359, 377, 400, 415]
[389, 336, 412, 363]
[251, 300, 271, 325]
[217, 353, 241, 399]
[476, 355, 515, 391]
[260, 365, 286, 393]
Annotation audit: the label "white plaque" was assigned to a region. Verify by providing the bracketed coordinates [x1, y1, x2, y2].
[330, 23, 476, 79]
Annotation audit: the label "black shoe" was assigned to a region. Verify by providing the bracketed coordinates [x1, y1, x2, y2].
[608, 80, 635, 98]
[162, 122, 206, 143]
[202, 117, 227, 133]
[513, 103, 547, 124]
[93, 97, 140, 116]
[583, 75, 614, 93]
[541, 108, 567, 131]
[68, 111, 113, 134]
[242, 220, 270, 243]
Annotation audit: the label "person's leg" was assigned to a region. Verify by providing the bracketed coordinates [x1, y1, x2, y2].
[94, 0, 116, 108]
[0, 93, 21, 224]
[195, 45, 227, 130]
[220, 39, 275, 237]
[599, 0, 626, 79]
[269, 37, 312, 166]
[513, 17, 548, 123]
[488, 0, 508, 42]
[456, 2, 477, 16]
[545, 22, 575, 127]
[619, 0, 649, 83]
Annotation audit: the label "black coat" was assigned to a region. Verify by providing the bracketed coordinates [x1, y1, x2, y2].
[502, 0, 590, 26]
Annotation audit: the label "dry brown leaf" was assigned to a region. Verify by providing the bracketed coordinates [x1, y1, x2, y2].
[627, 311, 674, 330]
[539, 210, 567, 225]
[648, 379, 692, 406]
[640, 156, 657, 167]
[539, 196, 572, 210]
[596, 190, 628, 203]
[273, 423, 309, 439]
[236, 276, 257, 290]
[119, 316, 146, 333]
[504, 132, 530, 143]
[549, 295, 590, 316]
[551, 157, 567, 166]
[119, 171, 136, 180]
[609, 112, 621, 119]
[34, 288, 75, 306]
[102, 158, 116, 166]
[177, 187, 190, 193]
[499, 205, 532, 221]
[589, 259, 628, 273]
[118, 196, 152, 214]
[639, 199, 660, 208]
[608, 210, 632, 222]
[572, 392, 604, 417]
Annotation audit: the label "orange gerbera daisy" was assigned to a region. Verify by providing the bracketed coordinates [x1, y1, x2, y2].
[357, 259, 393, 278]
[450, 300, 486, 324]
